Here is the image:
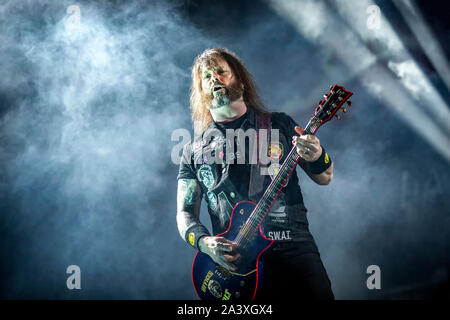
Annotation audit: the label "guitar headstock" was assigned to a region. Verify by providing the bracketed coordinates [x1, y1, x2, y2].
[307, 84, 353, 134]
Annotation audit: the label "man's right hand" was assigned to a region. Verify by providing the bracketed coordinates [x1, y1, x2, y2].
[198, 236, 241, 272]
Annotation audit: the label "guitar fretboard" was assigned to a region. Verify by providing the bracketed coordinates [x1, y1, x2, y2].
[244, 123, 315, 233]
[234, 84, 352, 246]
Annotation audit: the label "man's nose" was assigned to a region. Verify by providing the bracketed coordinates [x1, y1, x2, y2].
[211, 72, 224, 84]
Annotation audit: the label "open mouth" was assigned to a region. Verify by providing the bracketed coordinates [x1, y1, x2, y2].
[213, 85, 225, 92]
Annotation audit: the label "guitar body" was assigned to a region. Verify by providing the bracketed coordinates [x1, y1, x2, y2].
[192, 201, 274, 301]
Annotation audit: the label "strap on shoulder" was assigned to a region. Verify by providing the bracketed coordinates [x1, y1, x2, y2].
[248, 111, 271, 202]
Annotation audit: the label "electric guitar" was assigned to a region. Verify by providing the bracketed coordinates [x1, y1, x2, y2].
[192, 84, 353, 301]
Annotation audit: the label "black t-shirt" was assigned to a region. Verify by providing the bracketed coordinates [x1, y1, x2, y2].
[178, 108, 318, 254]
[214, 111, 253, 200]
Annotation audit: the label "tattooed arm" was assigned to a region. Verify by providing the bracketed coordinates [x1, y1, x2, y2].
[176, 178, 207, 246]
[176, 178, 240, 271]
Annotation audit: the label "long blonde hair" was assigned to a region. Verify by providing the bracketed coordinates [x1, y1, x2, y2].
[189, 48, 268, 135]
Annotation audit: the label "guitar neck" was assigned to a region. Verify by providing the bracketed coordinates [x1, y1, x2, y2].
[245, 119, 317, 231]
[241, 83, 352, 235]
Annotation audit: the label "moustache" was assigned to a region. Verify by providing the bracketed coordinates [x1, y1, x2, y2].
[202, 82, 243, 106]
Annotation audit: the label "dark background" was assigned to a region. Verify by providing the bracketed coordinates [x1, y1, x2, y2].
[0, 0, 449, 299]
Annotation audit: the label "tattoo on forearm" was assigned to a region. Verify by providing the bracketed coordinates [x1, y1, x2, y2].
[177, 179, 203, 240]
[178, 179, 202, 208]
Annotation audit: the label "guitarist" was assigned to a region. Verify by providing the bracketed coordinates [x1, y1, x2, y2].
[177, 48, 334, 300]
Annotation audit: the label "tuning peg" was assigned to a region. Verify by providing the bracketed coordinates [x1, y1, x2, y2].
[329, 85, 333, 90]
[346, 100, 352, 106]
[342, 107, 347, 113]
[335, 114, 341, 120]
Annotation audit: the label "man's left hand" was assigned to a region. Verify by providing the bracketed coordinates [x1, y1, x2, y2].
[292, 126, 322, 162]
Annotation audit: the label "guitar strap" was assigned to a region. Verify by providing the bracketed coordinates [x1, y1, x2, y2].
[248, 111, 272, 202]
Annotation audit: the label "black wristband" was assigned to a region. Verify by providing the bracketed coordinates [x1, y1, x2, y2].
[185, 224, 210, 250]
[308, 146, 332, 174]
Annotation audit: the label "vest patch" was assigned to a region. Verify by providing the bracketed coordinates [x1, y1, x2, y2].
[268, 142, 283, 159]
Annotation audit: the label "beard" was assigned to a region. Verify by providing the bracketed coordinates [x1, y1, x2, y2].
[202, 81, 244, 110]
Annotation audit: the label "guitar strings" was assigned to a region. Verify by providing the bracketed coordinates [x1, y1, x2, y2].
[234, 146, 301, 249]
[233, 92, 345, 249]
